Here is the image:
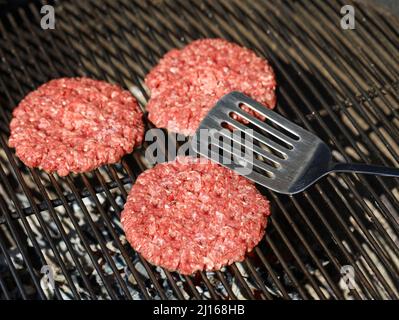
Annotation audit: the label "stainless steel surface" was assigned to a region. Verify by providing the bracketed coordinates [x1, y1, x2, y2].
[193, 92, 399, 194]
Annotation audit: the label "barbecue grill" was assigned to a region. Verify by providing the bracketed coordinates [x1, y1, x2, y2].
[0, 0, 398, 300]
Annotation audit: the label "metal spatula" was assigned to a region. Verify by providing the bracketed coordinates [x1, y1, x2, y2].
[192, 91, 399, 194]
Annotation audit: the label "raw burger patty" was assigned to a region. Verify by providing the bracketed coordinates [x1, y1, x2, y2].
[145, 38, 276, 135]
[9, 78, 144, 176]
[121, 156, 270, 274]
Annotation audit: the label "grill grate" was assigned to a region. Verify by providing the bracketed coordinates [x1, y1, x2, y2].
[0, 0, 398, 300]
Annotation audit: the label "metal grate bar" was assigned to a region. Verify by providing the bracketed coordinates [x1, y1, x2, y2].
[175, 0, 347, 299]
[30, 0, 173, 300]
[252, 247, 290, 299]
[72, 0, 243, 300]
[270, 192, 344, 299]
[250, 0, 399, 242]
[0, 162, 46, 299]
[30, 169, 96, 299]
[0, 267, 10, 299]
[6, 5, 133, 297]
[256, 1, 399, 298]
[0, 20, 62, 297]
[92, 169, 152, 299]
[292, 2, 399, 167]
[0, 228, 27, 299]
[164, 0, 311, 300]
[158, 0, 324, 300]
[208, 0, 398, 298]
[338, 1, 399, 80]
[57, 16, 172, 300]
[127, 0, 264, 300]
[311, 1, 399, 127]
[0, 176, 133, 225]
[215, 271, 237, 299]
[278, 0, 394, 268]
[6, 1, 144, 300]
[169, 1, 292, 298]
[331, 1, 399, 84]
[201, 0, 350, 300]
[242, 259, 273, 300]
[97, 0, 399, 300]
[0, 136, 78, 299]
[0, 26, 87, 300]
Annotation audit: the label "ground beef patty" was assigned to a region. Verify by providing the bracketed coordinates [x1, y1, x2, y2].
[145, 38, 276, 135]
[9, 78, 144, 176]
[121, 156, 270, 274]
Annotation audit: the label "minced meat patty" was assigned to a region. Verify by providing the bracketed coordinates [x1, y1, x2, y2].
[145, 38, 276, 135]
[9, 77, 144, 176]
[121, 156, 270, 275]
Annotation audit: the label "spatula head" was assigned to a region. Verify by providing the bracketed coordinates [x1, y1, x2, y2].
[191, 91, 333, 194]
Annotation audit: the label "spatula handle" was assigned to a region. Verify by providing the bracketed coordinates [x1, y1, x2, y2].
[331, 162, 399, 178]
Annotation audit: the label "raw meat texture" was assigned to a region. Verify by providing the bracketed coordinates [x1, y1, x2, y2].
[145, 38, 277, 135]
[121, 156, 271, 274]
[9, 77, 144, 176]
